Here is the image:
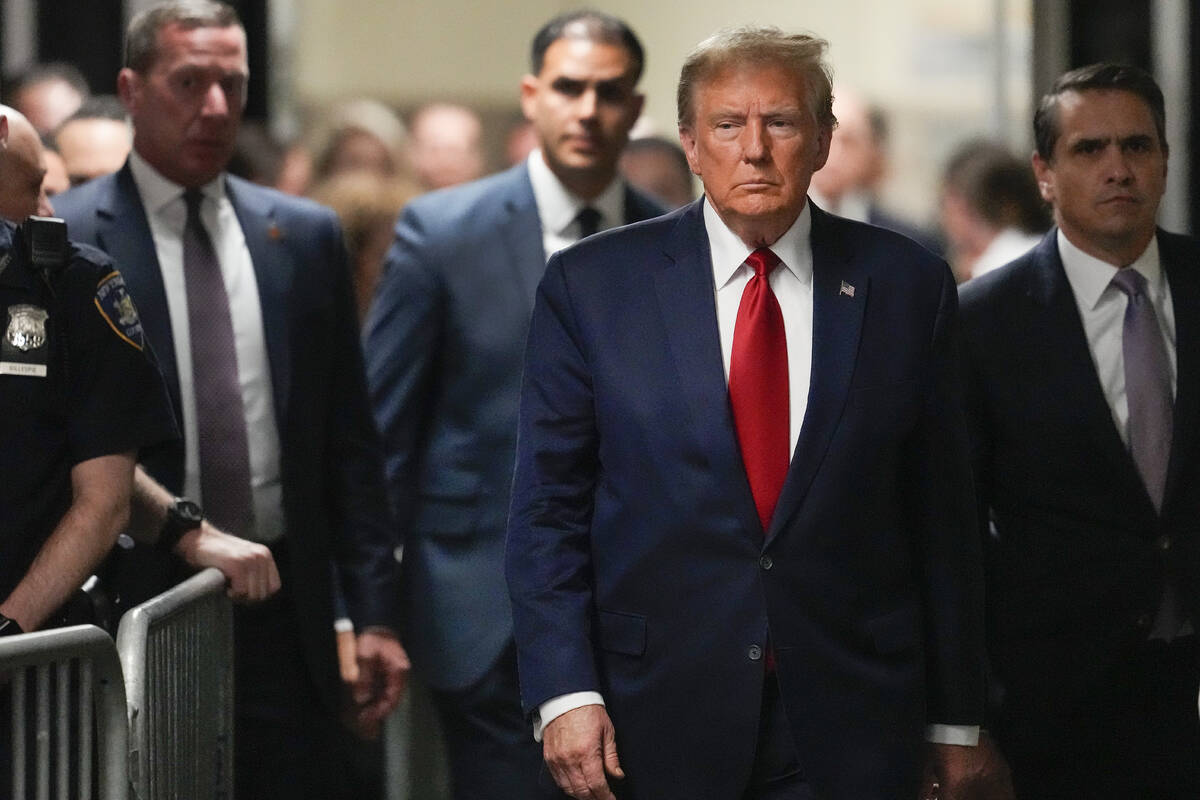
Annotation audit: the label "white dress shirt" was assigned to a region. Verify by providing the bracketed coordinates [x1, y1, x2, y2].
[526, 148, 626, 260]
[971, 228, 1044, 279]
[536, 197, 976, 746]
[128, 150, 285, 541]
[1057, 229, 1177, 443]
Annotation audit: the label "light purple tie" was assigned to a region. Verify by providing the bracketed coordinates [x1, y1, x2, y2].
[1110, 268, 1173, 513]
[183, 188, 255, 536]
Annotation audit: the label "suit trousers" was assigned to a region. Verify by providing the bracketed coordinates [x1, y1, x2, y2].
[233, 540, 357, 800]
[1002, 635, 1200, 800]
[432, 640, 545, 800]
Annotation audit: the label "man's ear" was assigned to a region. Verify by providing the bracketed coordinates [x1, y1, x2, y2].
[0, 115, 8, 150]
[678, 126, 701, 176]
[519, 74, 539, 124]
[117, 68, 140, 114]
[1031, 151, 1055, 204]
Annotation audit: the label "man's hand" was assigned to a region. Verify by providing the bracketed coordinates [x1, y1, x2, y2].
[543, 704, 624, 800]
[174, 523, 281, 603]
[922, 733, 1014, 800]
[345, 628, 409, 739]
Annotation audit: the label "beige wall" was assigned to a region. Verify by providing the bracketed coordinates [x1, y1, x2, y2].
[291, 0, 1033, 224]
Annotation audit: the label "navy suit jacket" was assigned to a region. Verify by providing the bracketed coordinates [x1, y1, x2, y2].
[54, 163, 399, 710]
[506, 200, 985, 799]
[959, 230, 1200, 750]
[363, 163, 663, 691]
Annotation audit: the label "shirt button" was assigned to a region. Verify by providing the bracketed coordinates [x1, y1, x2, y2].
[747, 645, 763, 661]
[759, 555, 774, 570]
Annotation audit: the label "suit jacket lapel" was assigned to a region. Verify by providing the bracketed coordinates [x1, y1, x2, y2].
[96, 165, 183, 418]
[1160, 231, 1200, 508]
[227, 176, 293, 429]
[766, 207, 867, 544]
[654, 202, 763, 539]
[498, 165, 548, 309]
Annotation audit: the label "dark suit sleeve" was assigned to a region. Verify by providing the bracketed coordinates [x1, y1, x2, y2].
[505, 253, 603, 714]
[319, 209, 401, 630]
[904, 265, 987, 725]
[362, 205, 444, 543]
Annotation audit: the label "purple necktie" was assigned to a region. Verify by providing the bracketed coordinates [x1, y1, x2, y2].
[1110, 268, 1173, 513]
[183, 188, 255, 536]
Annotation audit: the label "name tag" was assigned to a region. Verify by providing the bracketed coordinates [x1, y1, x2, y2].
[0, 361, 47, 377]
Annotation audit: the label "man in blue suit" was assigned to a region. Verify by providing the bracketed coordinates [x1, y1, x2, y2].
[507, 28, 1008, 800]
[363, 11, 662, 796]
[53, 3, 407, 798]
[960, 64, 1200, 799]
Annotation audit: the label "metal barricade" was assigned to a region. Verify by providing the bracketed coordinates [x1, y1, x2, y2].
[115, 568, 233, 800]
[0, 625, 129, 800]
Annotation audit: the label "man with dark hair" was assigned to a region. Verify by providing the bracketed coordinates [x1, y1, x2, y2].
[941, 139, 1049, 281]
[53, 96, 132, 187]
[507, 25, 1007, 800]
[52, 2, 407, 797]
[364, 9, 662, 798]
[960, 62, 1200, 798]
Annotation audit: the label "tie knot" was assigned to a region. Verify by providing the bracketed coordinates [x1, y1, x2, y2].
[1110, 267, 1147, 298]
[184, 188, 205, 217]
[576, 206, 602, 239]
[746, 248, 781, 278]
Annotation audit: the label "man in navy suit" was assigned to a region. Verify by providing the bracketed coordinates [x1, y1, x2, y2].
[363, 11, 662, 796]
[960, 63, 1200, 799]
[507, 27, 1008, 800]
[53, 3, 407, 797]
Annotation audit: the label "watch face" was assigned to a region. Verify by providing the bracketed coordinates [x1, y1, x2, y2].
[174, 499, 204, 524]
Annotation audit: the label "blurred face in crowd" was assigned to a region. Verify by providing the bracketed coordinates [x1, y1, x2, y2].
[520, 33, 644, 199]
[680, 63, 832, 247]
[0, 108, 55, 221]
[1033, 88, 1166, 266]
[56, 117, 133, 187]
[810, 90, 882, 204]
[13, 78, 84, 136]
[119, 21, 248, 187]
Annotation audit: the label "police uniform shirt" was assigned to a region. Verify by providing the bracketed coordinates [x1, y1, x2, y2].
[0, 220, 178, 599]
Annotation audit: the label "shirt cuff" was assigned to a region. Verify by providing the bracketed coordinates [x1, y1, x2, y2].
[533, 692, 606, 742]
[925, 724, 980, 746]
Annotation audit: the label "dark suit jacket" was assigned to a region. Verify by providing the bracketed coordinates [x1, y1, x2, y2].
[958, 229, 1200, 751]
[54, 163, 399, 711]
[363, 162, 662, 691]
[506, 200, 985, 799]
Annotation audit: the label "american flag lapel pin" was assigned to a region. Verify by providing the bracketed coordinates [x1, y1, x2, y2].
[839, 280, 855, 297]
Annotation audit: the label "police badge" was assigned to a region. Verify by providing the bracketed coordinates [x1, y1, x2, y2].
[6, 304, 48, 351]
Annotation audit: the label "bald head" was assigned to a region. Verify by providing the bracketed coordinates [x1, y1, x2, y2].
[0, 106, 54, 221]
[810, 88, 885, 205]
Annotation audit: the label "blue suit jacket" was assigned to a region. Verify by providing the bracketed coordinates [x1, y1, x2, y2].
[363, 163, 663, 691]
[506, 200, 985, 799]
[54, 163, 400, 710]
[959, 230, 1200, 752]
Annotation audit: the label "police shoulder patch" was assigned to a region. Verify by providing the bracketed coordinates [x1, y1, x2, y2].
[94, 271, 145, 350]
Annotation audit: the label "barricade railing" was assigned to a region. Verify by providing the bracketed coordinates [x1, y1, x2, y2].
[0, 624, 130, 800]
[115, 568, 233, 800]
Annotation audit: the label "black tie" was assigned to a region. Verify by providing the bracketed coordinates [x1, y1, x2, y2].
[575, 206, 602, 240]
[182, 188, 255, 536]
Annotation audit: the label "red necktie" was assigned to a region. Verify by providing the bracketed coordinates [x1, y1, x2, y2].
[729, 248, 789, 532]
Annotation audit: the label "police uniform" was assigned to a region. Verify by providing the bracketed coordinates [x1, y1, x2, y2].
[0, 219, 177, 601]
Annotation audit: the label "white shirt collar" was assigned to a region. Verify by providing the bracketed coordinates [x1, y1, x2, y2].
[1057, 228, 1162, 311]
[128, 148, 226, 216]
[705, 197, 813, 290]
[526, 148, 624, 235]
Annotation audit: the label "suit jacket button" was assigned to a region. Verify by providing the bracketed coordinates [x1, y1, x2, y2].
[747, 645, 763, 661]
[1136, 613, 1152, 629]
[1156, 535, 1172, 551]
[759, 555, 773, 570]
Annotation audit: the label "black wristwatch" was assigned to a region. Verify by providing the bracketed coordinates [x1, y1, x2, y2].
[158, 497, 204, 552]
[0, 612, 24, 637]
